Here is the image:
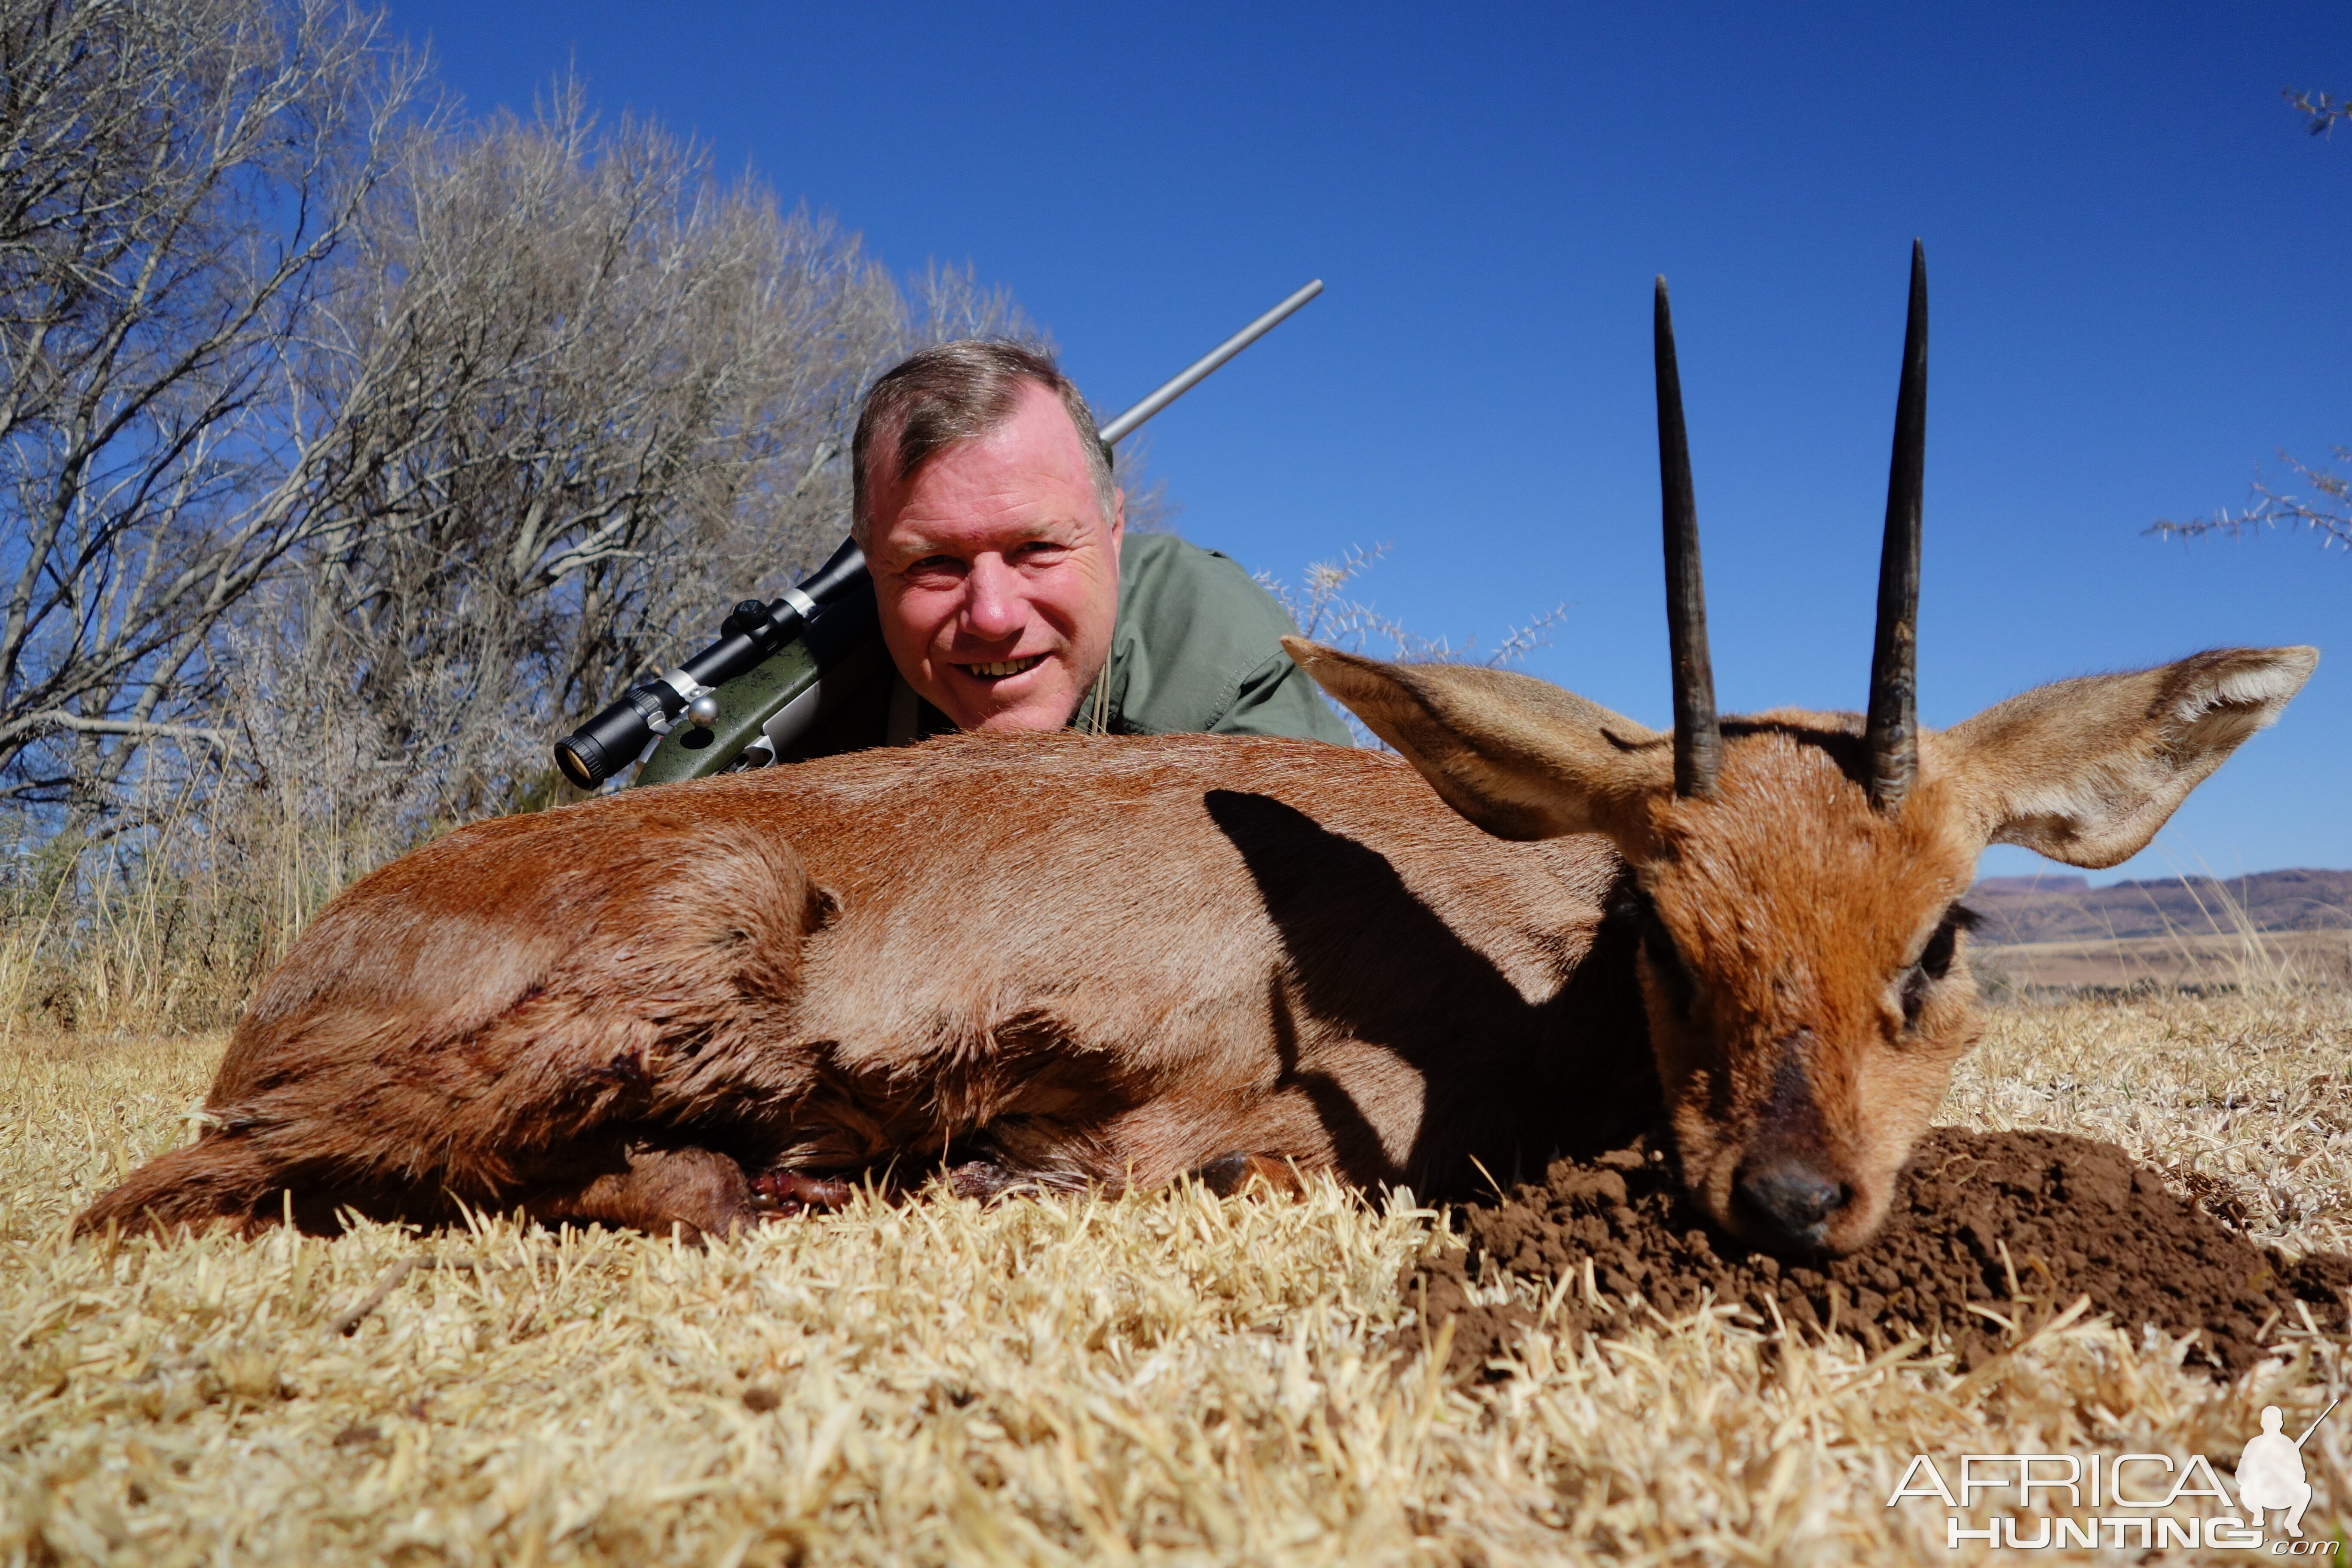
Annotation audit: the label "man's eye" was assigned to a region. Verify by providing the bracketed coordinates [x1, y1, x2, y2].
[903, 555, 965, 581]
[1010, 540, 1069, 565]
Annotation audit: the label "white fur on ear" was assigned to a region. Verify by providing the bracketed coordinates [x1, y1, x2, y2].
[1942, 646, 2317, 870]
[2163, 646, 2317, 749]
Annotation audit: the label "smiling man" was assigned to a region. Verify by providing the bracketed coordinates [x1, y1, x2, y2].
[786, 340, 1349, 754]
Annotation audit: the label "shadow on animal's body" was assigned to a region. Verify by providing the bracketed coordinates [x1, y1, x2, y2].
[80, 733, 1658, 1242]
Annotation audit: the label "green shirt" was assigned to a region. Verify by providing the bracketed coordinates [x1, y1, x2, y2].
[1090, 532, 1353, 742]
[781, 532, 1351, 760]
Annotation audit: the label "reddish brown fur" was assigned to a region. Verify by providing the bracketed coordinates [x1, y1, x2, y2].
[80, 735, 1652, 1241]
[1632, 714, 1981, 1252]
[79, 640, 2314, 1255]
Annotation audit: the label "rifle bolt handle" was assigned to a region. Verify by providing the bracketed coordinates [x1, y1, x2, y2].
[686, 694, 722, 729]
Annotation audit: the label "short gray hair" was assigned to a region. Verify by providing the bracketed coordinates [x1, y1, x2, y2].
[850, 340, 1117, 548]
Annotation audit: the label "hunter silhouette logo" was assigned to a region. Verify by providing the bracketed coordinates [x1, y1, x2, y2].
[1886, 1397, 2340, 1552]
[2241, 1399, 2339, 1540]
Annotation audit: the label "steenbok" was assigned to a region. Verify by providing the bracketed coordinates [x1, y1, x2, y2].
[83, 246, 2313, 1255]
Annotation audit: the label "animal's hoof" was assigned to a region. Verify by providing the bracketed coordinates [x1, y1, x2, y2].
[1190, 1152, 1305, 1199]
[748, 1170, 854, 1216]
[940, 1160, 1023, 1201]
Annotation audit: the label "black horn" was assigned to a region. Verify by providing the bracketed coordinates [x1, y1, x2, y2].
[1865, 241, 1928, 813]
[1654, 276, 1721, 798]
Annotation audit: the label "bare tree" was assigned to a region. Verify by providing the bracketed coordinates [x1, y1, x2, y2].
[0, 0, 1059, 845]
[0, 0, 418, 815]
[257, 85, 1044, 827]
[288, 85, 891, 814]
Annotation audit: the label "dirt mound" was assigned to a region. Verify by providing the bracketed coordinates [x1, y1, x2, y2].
[1407, 1127, 2352, 1379]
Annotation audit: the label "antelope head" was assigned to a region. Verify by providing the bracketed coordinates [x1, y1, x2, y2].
[1289, 245, 2316, 1255]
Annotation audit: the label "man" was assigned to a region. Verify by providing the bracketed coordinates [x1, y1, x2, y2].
[778, 339, 1351, 757]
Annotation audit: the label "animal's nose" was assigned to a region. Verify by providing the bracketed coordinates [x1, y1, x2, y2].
[1732, 1158, 1851, 1253]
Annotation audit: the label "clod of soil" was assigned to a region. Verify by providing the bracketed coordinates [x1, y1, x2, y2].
[1405, 1127, 2352, 1379]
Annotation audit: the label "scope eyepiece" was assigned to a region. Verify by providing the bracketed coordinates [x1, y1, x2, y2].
[551, 537, 871, 790]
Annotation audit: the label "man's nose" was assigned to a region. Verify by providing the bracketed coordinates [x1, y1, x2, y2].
[959, 555, 1026, 642]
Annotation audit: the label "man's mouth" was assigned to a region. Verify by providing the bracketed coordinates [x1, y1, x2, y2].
[961, 654, 1045, 680]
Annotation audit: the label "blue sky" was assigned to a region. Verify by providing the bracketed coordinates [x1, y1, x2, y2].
[386, 1, 2349, 884]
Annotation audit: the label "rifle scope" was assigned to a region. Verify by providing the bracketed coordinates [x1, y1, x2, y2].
[552, 277, 1326, 789]
[553, 536, 870, 789]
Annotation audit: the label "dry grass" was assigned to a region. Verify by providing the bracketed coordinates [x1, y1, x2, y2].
[0, 768, 401, 1042]
[1982, 930, 2352, 995]
[3, 995, 2349, 1565]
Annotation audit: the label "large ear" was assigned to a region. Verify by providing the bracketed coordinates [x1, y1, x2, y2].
[1937, 646, 2317, 868]
[1283, 638, 1672, 842]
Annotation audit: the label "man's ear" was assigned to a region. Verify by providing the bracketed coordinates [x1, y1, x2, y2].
[1936, 646, 2317, 868]
[1283, 638, 1672, 843]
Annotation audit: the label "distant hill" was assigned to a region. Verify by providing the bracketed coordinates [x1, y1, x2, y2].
[1965, 869, 2352, 945]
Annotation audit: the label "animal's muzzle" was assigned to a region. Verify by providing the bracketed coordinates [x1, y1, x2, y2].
[1731, 1155, 1852, 1254]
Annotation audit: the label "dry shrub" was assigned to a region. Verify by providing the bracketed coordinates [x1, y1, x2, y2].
[0, 2, 1066, 1038]
[3, 992, 2345, 1564]
[0, 754, 406, 1037]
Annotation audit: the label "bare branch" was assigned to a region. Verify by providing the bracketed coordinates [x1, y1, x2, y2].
[1256, 545, 1568, 748]
[0, 0, 422, 808]
[1, 710, 232, 749]
[2149, 447, 2352, 554]
[2285, 86, 2352, 138]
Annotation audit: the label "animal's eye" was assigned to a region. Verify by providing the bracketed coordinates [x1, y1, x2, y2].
[1900, 905, 1979, 1027]
[1620, 889, 1697, 1018]
[1918, 921, 1957, 981]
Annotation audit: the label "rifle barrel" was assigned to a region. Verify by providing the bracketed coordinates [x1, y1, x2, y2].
[1098, 279, 1322, 445]
[555, 279, 1324, 789]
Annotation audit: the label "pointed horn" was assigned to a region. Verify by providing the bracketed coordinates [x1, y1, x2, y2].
[1654, 277, 1720, 798]
[1865, 241, 1927, 813]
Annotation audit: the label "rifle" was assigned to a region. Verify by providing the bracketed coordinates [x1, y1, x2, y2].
[552, 279, 1325, 790]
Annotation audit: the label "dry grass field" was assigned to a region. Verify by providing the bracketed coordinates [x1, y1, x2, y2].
[3, 989, 2349, 1565]
[1979, 931, 2352, 996]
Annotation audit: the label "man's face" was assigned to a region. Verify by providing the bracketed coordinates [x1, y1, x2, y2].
[866, 382, 1125, 733]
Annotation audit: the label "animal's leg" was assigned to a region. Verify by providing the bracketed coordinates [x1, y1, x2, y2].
[519, 1144, 762, 1242]
[1188, 1151, 1308, 1198]
[73, 1136, 306, 1238]
[937, 1159, 1065, 1200]
[80, 810, 826, 1240]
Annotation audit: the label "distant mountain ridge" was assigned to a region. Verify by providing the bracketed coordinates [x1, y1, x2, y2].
[1965, 869, 2352, 946]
